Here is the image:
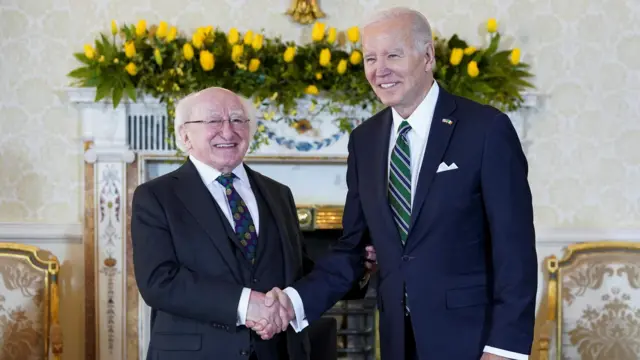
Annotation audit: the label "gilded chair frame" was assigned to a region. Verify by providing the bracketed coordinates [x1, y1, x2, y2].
[0, 242, 63, 359]
[539, 241, 640, 360]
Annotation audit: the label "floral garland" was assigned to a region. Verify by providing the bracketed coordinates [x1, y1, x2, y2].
[69, 18, 533, 151]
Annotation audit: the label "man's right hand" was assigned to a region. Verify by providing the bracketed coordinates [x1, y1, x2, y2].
[246, 288, 294, 339]
[245, 289, 293, 339]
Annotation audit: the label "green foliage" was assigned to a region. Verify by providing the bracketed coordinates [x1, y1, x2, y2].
[68, 20, 534, 151]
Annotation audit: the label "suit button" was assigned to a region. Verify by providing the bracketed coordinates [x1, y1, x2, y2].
[252, 278, 258, 283]
[401, 255, 410, 261]
[240, 350, 250, 356]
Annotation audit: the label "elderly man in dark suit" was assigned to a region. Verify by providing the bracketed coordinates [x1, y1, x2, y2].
[255, 7, 538, 360]
[131, 87, 370, 360]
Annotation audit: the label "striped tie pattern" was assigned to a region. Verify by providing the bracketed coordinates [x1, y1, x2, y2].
[389, 120, 412, 244]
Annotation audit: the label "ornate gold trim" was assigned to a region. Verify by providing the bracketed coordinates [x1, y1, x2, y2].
[541, 241, 640, 359]
[0, 242, 62, 359]
[285, 0, 326, 25]
[296, 205, 344, 230]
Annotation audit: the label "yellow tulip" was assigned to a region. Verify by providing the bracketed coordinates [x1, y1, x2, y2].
[326, 27, 337, 44]
[319, 48, 331, 67]
[510, 48, 521, 65]
[110, 20, 118, 36]
[252, 34, 264, 50]
[166, 26, 177, 42]
[200, 50, 215, 71]
[347, 26, 359, 42]
[243, 30, 254, 45]
[315, 72, 322, 80]
[248, 58, 260, 72]
[487, 18, 498, 33]
[305, 85, 319, 95]
[258, 124, 265, 132]
[463, 46, 476, 55]
[349, 50, 362, 65]
[124, 41, 136, 58]
[192, 31, 204, 48]
[283, 47, 296, 63]
[154, 48, 162, 65]
[228, 28, 239, 44]
[183, 43, 194, 60]
[337, 59, 347, 74]
[156, 21, 168, 38]
[311, 22, 325, 41]
[125, 62, 137, 76]
[467, 61, 479, 77]
[449, 48, 463, 65]
[98, 55, 105, 62]
[231, 44, 244, 62]
[135, 20, 146, 37]
[83, 44, 95, 59]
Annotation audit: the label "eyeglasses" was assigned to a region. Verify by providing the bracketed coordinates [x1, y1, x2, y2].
[184, 118, 250, 129]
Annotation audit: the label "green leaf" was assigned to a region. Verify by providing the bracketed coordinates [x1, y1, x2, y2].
[67, 67, 93, 79]
[112, 86, 124, 108]
[124, 83, 137, 102]
[73, 53, 92, 65]
[95, 78, 112, 102]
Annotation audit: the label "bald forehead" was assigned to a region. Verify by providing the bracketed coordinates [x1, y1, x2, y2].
[190, 89, 245, 119]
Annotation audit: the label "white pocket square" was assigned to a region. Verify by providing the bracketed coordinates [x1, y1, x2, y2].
[436, 162, 458, 173]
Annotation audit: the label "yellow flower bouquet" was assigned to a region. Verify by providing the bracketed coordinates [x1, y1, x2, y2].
[68, 18, 533, 150]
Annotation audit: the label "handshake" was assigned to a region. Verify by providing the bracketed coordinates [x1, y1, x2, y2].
[245, 287, 294, 340]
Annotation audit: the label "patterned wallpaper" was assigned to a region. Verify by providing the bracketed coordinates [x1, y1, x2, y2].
[0, 0, 639, 227]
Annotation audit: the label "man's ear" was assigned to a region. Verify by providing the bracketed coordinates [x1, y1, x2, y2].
[424, 42, 435, 72]
[178, 126, 190, 149]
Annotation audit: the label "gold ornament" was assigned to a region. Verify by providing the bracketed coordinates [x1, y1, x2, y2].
[286, 0, 326, 25]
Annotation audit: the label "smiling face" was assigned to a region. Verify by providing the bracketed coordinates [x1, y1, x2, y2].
[362, 15, 435, 118]
[179, 89, 251, 173]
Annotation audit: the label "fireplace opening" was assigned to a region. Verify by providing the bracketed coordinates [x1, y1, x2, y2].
[303, 228, 378, 360]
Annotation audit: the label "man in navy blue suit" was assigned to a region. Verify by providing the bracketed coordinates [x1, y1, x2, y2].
[250, 7, 538, 360]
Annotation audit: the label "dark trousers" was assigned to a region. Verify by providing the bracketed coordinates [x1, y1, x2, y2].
[405, 314, 419, 360]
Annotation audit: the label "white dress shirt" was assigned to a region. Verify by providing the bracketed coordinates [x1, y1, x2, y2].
[281, 83, 528, 359]
[189, 155, 258, 326]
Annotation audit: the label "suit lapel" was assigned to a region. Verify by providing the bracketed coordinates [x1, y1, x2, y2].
[409, 88, 457, 233]
[245, 166, 295, 284]
[173, 160, 243, 283]
[371, 109, 403, 246]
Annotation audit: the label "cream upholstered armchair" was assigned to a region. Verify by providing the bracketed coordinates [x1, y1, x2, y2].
[539, 241, 640, 360]
[0, 243, 62, 360]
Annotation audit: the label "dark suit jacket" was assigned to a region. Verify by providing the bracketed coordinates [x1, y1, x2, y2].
[292, 86, 538, 359]
[132, 159, 365, 360]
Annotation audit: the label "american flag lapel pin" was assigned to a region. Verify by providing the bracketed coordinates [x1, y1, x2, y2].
[442, 118, 453, 125]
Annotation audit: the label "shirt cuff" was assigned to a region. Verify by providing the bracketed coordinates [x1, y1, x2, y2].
[236, 287, 252, 326]
[283, 287, 309, 332]
[483, 345, 529, 360]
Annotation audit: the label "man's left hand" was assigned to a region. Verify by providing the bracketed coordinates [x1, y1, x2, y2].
[364, 245, 377, 274]
[480, 353, 508, 360]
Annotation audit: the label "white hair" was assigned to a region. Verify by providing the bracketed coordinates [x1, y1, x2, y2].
[362, 7, 433, 54]
[173, 87, 258, 152]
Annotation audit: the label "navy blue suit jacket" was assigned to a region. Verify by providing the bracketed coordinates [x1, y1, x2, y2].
[292, 87, 538, 359]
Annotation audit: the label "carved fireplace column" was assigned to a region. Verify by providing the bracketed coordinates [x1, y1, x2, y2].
[68, 88, 138, 360]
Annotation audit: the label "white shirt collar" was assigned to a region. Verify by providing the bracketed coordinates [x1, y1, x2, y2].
[391, 81, 439, 140]
[189, 155, 250, 187]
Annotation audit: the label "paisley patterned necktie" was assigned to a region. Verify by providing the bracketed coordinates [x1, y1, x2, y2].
[216, 173, 258, 264]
